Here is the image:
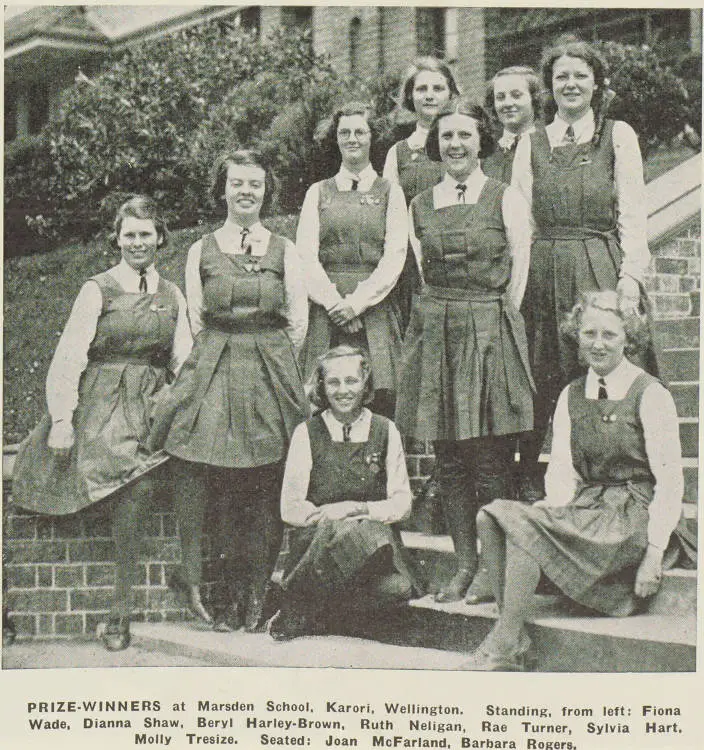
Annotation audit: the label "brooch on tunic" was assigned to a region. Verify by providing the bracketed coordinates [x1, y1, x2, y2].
[365, 452, 383, 473]
[601, 412, 618, 423]
[410, 151, 420, 161]
[359, 196, 381, 206]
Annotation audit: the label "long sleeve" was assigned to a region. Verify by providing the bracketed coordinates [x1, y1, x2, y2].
[612, 120, 650, 282]
[45, 280, 102, 424]
[639, 383, 684, 549]
[282, 240, 309, 350]
[280, 423, 321, 528]
[502, 185, 532, 309]
[407, 200, 424, 285]
[184, 239, 204, 336]
[344, 183, 408, 317]
[295, 183, 344, 310]
[382, 142, 400, 184]
[542, 387, 579, 507]
[169, 286, 193, 376]
[366, 421, 413, 524]
[511, 134, 533, 215]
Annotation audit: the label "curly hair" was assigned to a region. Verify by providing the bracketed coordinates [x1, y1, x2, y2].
[308, 345, 375, 411]
[399, 56, 460, 114]
[112, 195, 168, 249]
[484, 65, 543, 130]
[561, 290, 650, 358]
[425, 97, 494, 162]
[209, 149, 277, 217]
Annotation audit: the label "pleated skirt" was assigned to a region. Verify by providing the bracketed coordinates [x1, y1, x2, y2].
[395, 291, 534, 441]
[159, 327, 308, 468]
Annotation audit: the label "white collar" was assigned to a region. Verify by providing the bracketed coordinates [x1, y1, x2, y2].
[441, 165, 485, 190]
[118, 258, 156, 278]
[338, 162, 376, 183]
[408, 124, 430, 150]
[587, 356, 637, 390]
[498, 125, 534, 150]
[553, 108, 595, 139]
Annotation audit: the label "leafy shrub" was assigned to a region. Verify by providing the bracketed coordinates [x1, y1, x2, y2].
[595, 41, 692, 155]
[44, 24, 335, 241]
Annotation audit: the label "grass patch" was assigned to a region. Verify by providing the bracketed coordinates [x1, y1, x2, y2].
[3, 214, 298, 444]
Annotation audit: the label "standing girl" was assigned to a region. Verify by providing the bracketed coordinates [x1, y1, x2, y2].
[154, 150, 309, 633]
[13, 196, 192, 650]
[396, 98, 534, 603]
[297, 101, 408, 418]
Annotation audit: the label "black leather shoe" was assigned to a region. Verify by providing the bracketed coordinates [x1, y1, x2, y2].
[2, 610, 16, 647]
[267, 608, 311, 642]
[99, 616, 130, 651]
[212, 603, 241, 633]
[168, 572, 213, 625]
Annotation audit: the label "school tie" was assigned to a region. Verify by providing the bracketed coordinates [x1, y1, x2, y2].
[456, 183, 467, 203]
[342, 424, 352, 442]
[240, 227, 250, 250]
[350, 178, 359, 191]
[138, 267, 147, 294]
[564, 125, 576, 144]
[598, 377, 608, 400]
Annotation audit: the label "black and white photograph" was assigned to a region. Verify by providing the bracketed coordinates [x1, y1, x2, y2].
[2, 4, 702, 749]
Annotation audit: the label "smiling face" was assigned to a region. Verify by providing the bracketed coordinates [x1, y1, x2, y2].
[336, 113, 372, 171]
[493, 74, 535, 134]
[552, 54, 596, 121]
[224, 162, 266, 226]
[578, 306, 627, 377]
[118, 217, 160, 271]
[412, 70, 452, 126]
[322, 355, 367, 423]
[437, 112, 480, 181]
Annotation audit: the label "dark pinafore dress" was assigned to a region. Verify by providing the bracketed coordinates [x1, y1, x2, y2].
[160, 233, 307, 468]
[481, 142, 517, 185]
[282, 413, 416, 598]
[396, 178, 534, 442]
[299, 177, 402, 393]
[12, 273, 180, 515]
[483, 371, 659, 616]
[522, 120, 645, 421]
[394, 140, 446, 328]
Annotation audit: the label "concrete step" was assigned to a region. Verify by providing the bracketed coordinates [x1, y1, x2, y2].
[349, 596, 696, 672]
[400, 532, 697, 617]
[130, 621, 469, 670]
[653, 316, 700, 348]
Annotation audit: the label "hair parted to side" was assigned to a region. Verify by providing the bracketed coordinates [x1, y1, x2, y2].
[425, 97, 494, 162]
[399, 56, 460, 113]
[210, 148, 277, 217]
[484, 65, 543, 125]
[561, 289, 650, 357]
[308, 345, 375, 411]
[112, 195, 168, 249]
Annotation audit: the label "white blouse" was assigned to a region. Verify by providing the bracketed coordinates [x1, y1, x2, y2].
[46, 260, 192, 424]
[183, 220, 308, 349]
[543, 357, 683, 550]
[511, 109, 650, 282]
[280, 408, 412, 528]
[407, 168, 532, 309]
[295, 163, 408, 317]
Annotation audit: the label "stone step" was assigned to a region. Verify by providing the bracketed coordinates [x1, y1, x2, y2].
[400, 532, 697, 617]
[130, 621, 469, 670]
[349, 596, 696, 672]
[653, 317, 700, 348]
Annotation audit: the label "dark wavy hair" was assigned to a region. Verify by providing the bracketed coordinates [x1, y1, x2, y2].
[111, 195, 168, 249]
[308, 345, 375, 411]
[315, 101, 382, 165]
[400, 56, 460, 114]
[425, 97, 494, 162]
[561, 290, 650, 358]
[485, 65, 543, 129]
[210, 149, 277, 217]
